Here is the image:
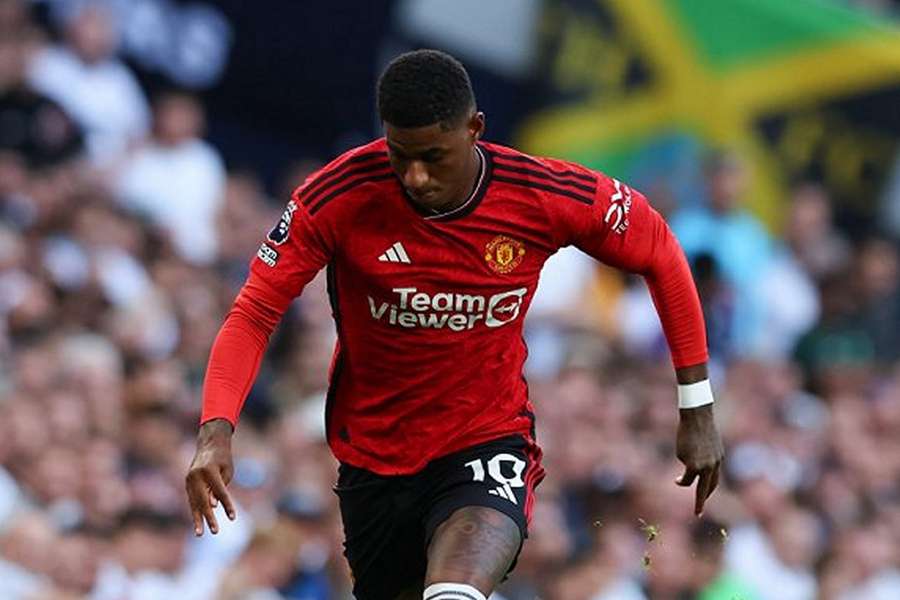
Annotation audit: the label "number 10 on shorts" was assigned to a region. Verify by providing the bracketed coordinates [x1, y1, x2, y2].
[465, 454, 526, 504]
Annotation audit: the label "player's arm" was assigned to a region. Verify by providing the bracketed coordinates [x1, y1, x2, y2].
[186, 196, 332, 536]
[561, 176, 724, 516]
[672, 363, 722, 516]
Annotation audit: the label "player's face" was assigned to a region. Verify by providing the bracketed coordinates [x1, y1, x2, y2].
[384, 113, 484, 213]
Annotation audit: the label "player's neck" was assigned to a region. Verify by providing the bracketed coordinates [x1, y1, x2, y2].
[437, 146, 483, 214]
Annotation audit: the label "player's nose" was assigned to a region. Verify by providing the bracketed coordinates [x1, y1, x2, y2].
[403, 160, 429, 191]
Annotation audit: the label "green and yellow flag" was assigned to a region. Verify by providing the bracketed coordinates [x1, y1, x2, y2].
[520, 0, 900, 229]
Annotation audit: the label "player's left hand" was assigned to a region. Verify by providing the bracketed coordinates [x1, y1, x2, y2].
[675, 404, 724, 516]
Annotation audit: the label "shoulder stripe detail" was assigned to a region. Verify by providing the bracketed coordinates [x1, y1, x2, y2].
[301, 159, 390, 207]
[492, 163, 596, 194]
[493, 174, 594, 205]
[298, 152, 385, 206]
[491, 151, 596, 183]
[305, 151, 385, 200]
[308, 171, 396, 215]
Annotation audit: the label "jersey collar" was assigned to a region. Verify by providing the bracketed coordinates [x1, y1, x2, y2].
[403, 144, 493, 222]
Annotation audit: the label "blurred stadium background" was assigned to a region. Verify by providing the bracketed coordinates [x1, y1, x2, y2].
[1, 0, 900, 598]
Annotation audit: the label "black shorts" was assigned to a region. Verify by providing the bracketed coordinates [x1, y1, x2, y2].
[334, 435, 544, 600]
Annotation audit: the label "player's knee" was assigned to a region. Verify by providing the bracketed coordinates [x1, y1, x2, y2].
[424, 572, 493, 598]
[425, 506, 521, 595]
[425, 554, 497, 593]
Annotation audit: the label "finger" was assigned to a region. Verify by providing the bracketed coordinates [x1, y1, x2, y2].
[703, 464, 719, 504]
[695, 470, 712, 515]
[190, 473, 220, 534]
[190, 506, 205, 537]
[208, 489, 218, 508]
[186, 475, 210, 536]
[208, 469, 237, 521]
[675, 467, 698, 487]
[705, 464, 720, 501]
[203, 487, 220, 534]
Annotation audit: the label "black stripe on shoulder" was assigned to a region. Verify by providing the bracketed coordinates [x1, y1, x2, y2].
[299, 151, 388, 206]
[490, 151, 596, 183]
[302, 160, 391, 207]
[492, 163, 596, 194]
[493, 174, 594, 205]
[308, 171, 396, 216]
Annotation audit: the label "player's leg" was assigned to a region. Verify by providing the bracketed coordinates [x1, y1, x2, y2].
[424, 505, 521, 597]
[334, 463, 428, 600]
[420, 435, 545, 599]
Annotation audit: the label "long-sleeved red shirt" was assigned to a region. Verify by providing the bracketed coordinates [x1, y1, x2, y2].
[202, 139, 707, 475]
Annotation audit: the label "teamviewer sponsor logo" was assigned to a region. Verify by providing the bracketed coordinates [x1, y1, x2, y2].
[367, 287, 528, 331]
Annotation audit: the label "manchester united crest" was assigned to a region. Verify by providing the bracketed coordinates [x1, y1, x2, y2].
[485, 235, 526, 274]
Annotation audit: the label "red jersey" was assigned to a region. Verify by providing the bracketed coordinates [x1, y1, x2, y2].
[202, 139, 707, 475]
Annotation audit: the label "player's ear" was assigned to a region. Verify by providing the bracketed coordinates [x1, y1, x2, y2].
[469, 111, 485, 142]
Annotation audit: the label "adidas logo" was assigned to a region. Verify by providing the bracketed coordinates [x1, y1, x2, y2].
[488, 483, 518, 504]
[378, 242, 411, 264]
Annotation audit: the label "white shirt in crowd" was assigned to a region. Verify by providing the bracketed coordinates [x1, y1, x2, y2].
[837, 570, 900, 600]
[725, 522, 817, 600]
[28, 46, 151, 164]
[115, 139, 226, 265]
[591, 577, 648, 600]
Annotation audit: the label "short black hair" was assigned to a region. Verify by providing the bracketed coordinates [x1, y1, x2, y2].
[377, 49, 476, 129]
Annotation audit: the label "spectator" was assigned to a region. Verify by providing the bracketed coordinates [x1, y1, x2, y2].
[691, 253, 737, 365]
[215, 525, 303, 600]
[831, 523, 900, 600]
[0, 512, 57, 599]
[856, 236, 900, 363]
[27, 1, 149, 165]
[275, 487, 335, 600]
[752, 186, 828, 358]
[48, 527, 103, 597]
[725, 497, 820, 600]
[670, 150, 774, 354]
[217, 172, 278, 285]
[794, 269, 875, 396]
[639, 523, 693, 600]
[525, 245, 601, 380]
[92, 509, 191, 600]
[690, 517, 758, 600]
[114, 91, 226, 265]
[0, 32, 83, 168]
[784, 182, 851, 280]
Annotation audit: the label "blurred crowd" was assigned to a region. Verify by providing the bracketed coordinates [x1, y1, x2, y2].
[1, 1, 900, 599]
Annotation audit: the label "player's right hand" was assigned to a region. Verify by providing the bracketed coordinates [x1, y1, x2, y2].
[185, 418, 237, 536]
[675, 404, 724, 516]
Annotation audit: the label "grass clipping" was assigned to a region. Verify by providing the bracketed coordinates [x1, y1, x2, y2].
[638, 518, 659, 569]
[636, 518, 729, 570]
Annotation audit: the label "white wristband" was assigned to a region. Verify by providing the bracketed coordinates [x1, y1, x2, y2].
[677, 379, 714, 409]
